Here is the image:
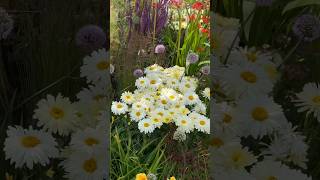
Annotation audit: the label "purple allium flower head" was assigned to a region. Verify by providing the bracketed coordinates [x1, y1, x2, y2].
[187, 52, 199, 64]
[155, 44, 166, 54]
[256, 0, 273, 7]
[0, 7, 13, 40]
[133, 69, 144, 77]
[292, 14, 320, 42]
[75, 25, 106, 51]
[201, 65, 210, 75]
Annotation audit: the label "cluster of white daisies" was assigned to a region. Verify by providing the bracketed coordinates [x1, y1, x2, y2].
[111, 64, 210, 140]
[211, 13, 320, 179]
[3, 48, 109, 179]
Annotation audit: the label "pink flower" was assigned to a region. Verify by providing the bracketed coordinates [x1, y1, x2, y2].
[155, 44, 166, 54]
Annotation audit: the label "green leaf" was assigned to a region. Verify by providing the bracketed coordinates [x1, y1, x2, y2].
[282, 0, 320, 14]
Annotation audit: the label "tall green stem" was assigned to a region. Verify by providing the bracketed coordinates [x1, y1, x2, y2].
[176, 10, 182, 66]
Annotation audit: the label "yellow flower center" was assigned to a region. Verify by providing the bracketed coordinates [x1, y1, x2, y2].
[153, 118, 160, 123]
[251, 107, 268, 121]
[157, 112, 164, 116]
[85, 137, 99, 146]
[223, 113, 232, 124]
[199, 120, 206, 126]
[181, 120, 187, 125]
[150, 80, 156, 85]
[50, 107, 64, 119]
[211, 137, 224, 148]
[169, 95, 175, 100]
[240, 71, 257, 83]
[96, 61, 109, 70]
[185, 84, 191, 88]
[116, 104, 123, 109]
[83, 158, 97, 173]
[161, 99, 167, 104]
[144, 123, 150, 127]
[140, 80, 145, 84]
[136, 112, 141, 116]
[21, 136, 41, 148]
[188, 96, 194, 100]
[246, 52, 257, 62]
[312, 96, 320, 104]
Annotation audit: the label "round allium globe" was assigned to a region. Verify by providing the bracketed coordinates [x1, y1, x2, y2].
[133, 69, 144, 77]
[154, 44, 166, 54]
[201, 65, 210, 75]
[187, 52, 199, 64]
[292, 14, 320, 42]
[75, 25, 106, 51]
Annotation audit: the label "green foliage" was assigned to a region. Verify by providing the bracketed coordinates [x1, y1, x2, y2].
[110, 120, 176, 179]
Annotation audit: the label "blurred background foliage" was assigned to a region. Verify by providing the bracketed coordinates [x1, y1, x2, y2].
[0, 0, 107, 178]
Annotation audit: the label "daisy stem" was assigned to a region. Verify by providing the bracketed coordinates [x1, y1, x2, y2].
[223, 8, 256, 65]
[13, 63, 81, 111]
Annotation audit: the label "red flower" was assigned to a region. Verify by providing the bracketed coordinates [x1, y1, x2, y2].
[202, 16, 209, 24]
[192, 1, 204, 10]
[201, 28, 209, 34]
[189, 14, 196, 21]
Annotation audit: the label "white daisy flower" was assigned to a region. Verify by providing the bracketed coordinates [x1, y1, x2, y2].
[194, 102, 207, 115]
[251, 160, 311, 180]
[175, 115, 194, 133]
[111, 101, 128, 115]
[132, 101, 148, 111]
[77, 84, 106, 103]
[184, 91, 199, 105]
[179, 81, 196, 93]
[209, 127, 240, 149]
[80, 48, 109, 84]
[293, 83, 320, 121]
[62, 150, 107, 180]
[194, 114, 210, 134]
[33, 94, 76, 136]
[149, 114, 163, 128]
[138, 118, 156, 134]
[147, 75, 162, 90]
[70, 127, 107, 153]
[213, 142, 256, 171]
[202, 87, 210, 100]
[135, 77, 149, 89]
[4, 126, 58, 169]
[120, 91, 135, 104]
[220, 63, 273, 98]
[213, 102, 239, 135]
[144, 64, 164, 74]
[236, 95, 286, 138]
[130, 109, 146, 122]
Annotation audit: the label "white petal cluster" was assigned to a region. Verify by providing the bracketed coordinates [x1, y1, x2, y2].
[111, 64, 210, 136]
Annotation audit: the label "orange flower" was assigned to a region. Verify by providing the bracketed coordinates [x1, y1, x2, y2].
[136, 173, 148, 180]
